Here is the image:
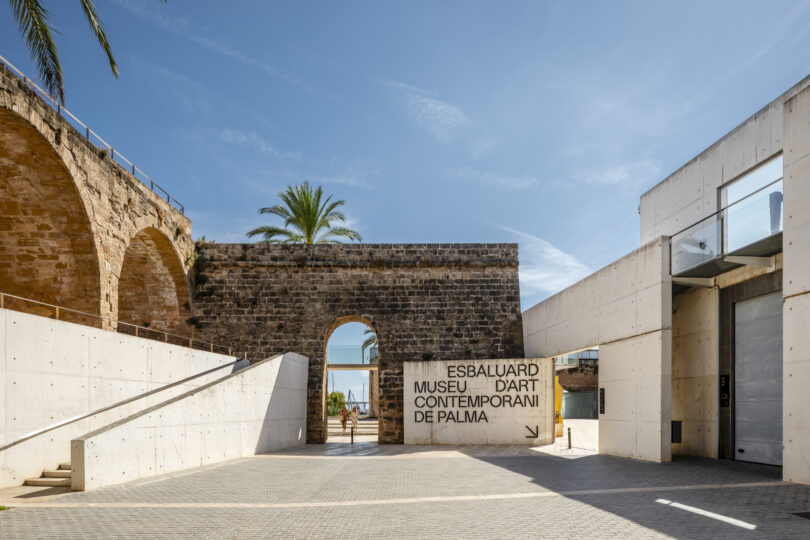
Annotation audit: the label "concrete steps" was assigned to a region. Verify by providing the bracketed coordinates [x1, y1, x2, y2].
[43, 470, 71, 478]
[327, 418, 378, 436]
[24, 462, 71, 487]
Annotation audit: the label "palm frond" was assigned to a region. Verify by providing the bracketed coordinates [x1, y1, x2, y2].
[258, 204, 294, 222]
[361, 334, 377, 351]
[78, 0, 118, 78]
[9, 0, 63, 102]
[246, 225, 300, 243]
[249, 181, 362, 244]
[318, 227, 363, 243]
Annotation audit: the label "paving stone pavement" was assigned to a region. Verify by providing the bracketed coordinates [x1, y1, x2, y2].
[2, 443, 810, 539]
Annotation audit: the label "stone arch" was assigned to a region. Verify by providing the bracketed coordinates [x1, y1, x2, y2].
[0, 107, 101, 324]
[324, 314, 379, 346]
[323, 315, 380, 440]
[117, 227, 191, 339]
[324, 315, 381, 373]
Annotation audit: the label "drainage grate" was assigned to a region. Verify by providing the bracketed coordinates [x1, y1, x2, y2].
[792, 512, 810, 520]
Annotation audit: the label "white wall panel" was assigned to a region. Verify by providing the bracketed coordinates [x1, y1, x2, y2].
[0, 309, 240, 488]
[72, 353, 308, 491]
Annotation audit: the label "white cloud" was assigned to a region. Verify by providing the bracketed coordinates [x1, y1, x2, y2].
[186, 128, 300, 159]
[338, 212, 364, 234]
[584, 159, 661, 189]
[470, 137, 499, 159]
[382, 80, 471, 142]
[444, 166, 540, 190]
[500, 226, 592, 297]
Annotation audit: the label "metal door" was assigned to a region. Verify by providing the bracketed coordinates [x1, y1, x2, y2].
[734, 291, 782, 466]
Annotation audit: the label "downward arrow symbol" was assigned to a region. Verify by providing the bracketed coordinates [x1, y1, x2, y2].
[525, 425, 539, 438]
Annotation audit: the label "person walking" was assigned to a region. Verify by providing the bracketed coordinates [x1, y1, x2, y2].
[351, 406, 359, 433]
[339, 406, 349, 432]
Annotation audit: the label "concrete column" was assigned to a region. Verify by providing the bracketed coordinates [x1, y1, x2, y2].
[781, 86, 810, 484]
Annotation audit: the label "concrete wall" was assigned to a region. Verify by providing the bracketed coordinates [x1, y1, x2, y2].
[782, 85, 810, 484]
[639, 75, 810, 244]
[0, 309, 239, 488]
[71, 352, 309, 491]
[671, 287, 718, 458]
[522, 237, 672, 462]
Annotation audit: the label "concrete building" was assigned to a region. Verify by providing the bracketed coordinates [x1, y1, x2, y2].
[523, 74, 810, 484]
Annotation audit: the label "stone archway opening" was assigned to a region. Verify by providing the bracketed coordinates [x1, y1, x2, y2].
[117, 227, 191, 342]
[324, 317, 380, 443]
[0, 108, 101, 326]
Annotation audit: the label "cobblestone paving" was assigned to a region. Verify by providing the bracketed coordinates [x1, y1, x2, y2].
[2, 444, 810, 539]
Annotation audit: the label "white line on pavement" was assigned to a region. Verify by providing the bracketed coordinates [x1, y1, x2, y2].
[17, 481, 785, 509]
[656, 498, 757, 530]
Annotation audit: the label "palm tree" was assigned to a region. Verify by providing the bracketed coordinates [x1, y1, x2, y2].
[8, 0, 167, 103]
[247, 181, 363, 244]
[361, 328, 377, 363]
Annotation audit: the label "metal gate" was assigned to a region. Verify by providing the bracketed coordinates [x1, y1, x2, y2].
[734, 291, 782, 466]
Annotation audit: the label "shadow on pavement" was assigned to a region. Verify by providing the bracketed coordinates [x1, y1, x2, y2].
[472, 453, 810, 538]
[13, 487, 70, 499]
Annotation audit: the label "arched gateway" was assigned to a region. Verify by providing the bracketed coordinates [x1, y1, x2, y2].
[193, 243, 524, 444]
[0, 108, 101, 324]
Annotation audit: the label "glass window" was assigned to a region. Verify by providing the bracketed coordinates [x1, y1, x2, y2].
[721, 156, 783, 207]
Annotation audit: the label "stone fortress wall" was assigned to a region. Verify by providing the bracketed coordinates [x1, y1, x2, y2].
[193, 243, 525, 444]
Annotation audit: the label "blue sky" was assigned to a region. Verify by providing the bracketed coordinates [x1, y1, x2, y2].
[3, 0, 810, 314]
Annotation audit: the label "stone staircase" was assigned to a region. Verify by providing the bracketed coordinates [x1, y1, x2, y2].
[327, 417, 379, 436]
[24, 462, 71, 487]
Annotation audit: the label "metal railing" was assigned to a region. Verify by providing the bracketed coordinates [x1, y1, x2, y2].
[0, 291, 245, 358]
[670, 176, 784, 276]
[0, 54, 184, 214]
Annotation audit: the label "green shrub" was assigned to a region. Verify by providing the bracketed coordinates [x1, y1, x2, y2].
[327, 391, 346, 416]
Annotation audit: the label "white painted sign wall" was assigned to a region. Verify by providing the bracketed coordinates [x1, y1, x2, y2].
[404, 358, 554, 445]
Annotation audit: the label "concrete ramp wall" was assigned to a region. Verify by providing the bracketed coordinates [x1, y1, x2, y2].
[0, 309, 241, 488]
[71, 352, 309, 491]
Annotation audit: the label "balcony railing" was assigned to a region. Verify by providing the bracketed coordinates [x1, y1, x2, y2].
[671, 177, 783, 277]
[327, 345, 378, 366]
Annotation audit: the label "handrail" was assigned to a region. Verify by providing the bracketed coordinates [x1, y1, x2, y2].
[669, 168, 783, 240]
[0, 357, 247, 452]
[0, 291, 246, 358]
[0, 54, 184, 214]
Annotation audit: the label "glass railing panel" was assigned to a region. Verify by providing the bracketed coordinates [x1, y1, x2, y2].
[327, 345, 377, 365]
[724, 180, 783, 253]
[671, 215, 721, 275]
[553, 354, 578, 369]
